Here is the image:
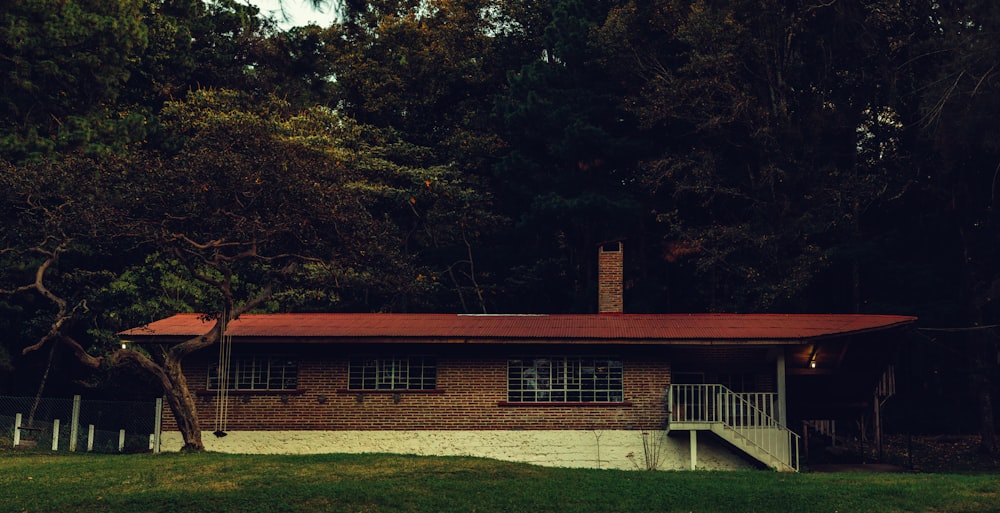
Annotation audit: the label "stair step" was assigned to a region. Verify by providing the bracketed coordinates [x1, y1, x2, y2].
[670, 385, 798, 471]
[709, 423, 796, 471]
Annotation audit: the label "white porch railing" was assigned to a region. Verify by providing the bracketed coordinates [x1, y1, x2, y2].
[803, 419, 837, 440]
[668, 384, 800, 471]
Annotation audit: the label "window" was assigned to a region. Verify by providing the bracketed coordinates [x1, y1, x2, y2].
[507, 356, 623, 402]
[208, 355, 298, 391]
[348, 356, 436, 390]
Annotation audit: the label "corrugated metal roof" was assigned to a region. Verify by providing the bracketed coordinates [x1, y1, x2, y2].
[120, 313, 916, 344]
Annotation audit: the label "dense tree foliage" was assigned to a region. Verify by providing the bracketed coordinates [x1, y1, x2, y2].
[0, 0, 148, 161]
[490, 0, 646, 312]
[593, 0, 918, 312]
[1, 0, 998, 451]
[904, 0, 1000, 452]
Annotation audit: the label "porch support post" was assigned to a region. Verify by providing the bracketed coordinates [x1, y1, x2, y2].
[777, 352, 787, 426]
[689, 430, 698, 470]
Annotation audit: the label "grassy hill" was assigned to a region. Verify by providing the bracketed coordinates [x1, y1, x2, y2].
[1, 451, 998, 513]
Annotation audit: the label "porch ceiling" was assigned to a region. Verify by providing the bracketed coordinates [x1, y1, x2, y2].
[784, 330, 905, 418]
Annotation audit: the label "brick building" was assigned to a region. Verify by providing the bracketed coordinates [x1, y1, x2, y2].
[121, 243, 915, 470]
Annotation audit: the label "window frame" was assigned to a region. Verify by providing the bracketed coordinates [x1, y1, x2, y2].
[506, 356, 624, 403]
[348, 355, 437, 391]
[208, 354, 299, 392]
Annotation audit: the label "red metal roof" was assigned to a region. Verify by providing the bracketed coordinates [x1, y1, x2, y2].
[120, 313, 916, 345]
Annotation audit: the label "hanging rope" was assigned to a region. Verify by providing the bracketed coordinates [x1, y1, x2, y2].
[214, 309, 233, 437]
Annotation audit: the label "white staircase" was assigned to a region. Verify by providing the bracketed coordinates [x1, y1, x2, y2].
[669, 384, 800, 471]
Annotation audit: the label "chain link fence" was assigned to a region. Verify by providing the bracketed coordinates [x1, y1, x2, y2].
[0, 395, 162, 453]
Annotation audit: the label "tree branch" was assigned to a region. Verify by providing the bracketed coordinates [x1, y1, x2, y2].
[110, 349, 171, 387]
[57, 334, 104, 369]
[0, 240, 91, 357]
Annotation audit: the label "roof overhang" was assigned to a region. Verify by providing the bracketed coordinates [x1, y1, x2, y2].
[120, 313, 917, 346]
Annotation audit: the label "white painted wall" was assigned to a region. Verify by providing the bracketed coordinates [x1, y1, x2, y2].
[159, 430, 754, 471]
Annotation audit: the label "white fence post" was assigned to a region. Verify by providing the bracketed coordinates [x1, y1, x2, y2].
[69, 395, 81, 452]
[153, 397, 163, 454]
[87, 425, 95, 452]
[118, 429, 126, 452]
[52, 419, 60, 451]
[13, 413, 22, 447]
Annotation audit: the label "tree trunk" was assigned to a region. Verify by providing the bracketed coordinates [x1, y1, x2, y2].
[27, 341, 58, 427]
[955, 201, 998, 455]
[112, 347, 206, 451]
[971, 331, 998, 455]
[977, 384, 997, 455]
[163, 355, 204, 451]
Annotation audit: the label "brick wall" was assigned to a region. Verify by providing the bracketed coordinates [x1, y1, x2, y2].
[163, 344, 671, 432]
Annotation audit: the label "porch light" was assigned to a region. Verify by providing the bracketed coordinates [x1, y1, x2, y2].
[809, 359, 816, 369]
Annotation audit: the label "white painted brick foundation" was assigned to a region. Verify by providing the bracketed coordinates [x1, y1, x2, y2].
[159, 430, 753, 470]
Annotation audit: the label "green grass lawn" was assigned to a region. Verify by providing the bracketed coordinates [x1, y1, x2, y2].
[1, 452, 998, 513]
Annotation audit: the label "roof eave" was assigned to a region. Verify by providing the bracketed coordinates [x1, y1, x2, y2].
[804, 317, 917, 342]
[123, 335, 811, 345]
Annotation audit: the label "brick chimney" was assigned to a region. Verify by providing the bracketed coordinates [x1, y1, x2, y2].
[598, 241, 624, 314]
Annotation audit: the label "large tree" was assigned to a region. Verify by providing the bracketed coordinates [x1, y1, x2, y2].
[0, 154, 133, 397]
[1, 89, 489, 449]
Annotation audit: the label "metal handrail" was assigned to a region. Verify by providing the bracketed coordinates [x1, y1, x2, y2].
[669, 384, 800, 471]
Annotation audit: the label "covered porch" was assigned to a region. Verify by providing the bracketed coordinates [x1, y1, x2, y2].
[665, 321, 914, 471]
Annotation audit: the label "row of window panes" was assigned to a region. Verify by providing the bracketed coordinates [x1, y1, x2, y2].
[348, 357, 437, 390]
[209, 355, 625, 402]
[507, 357, 624, 402]
[208, 355, 298, 391]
